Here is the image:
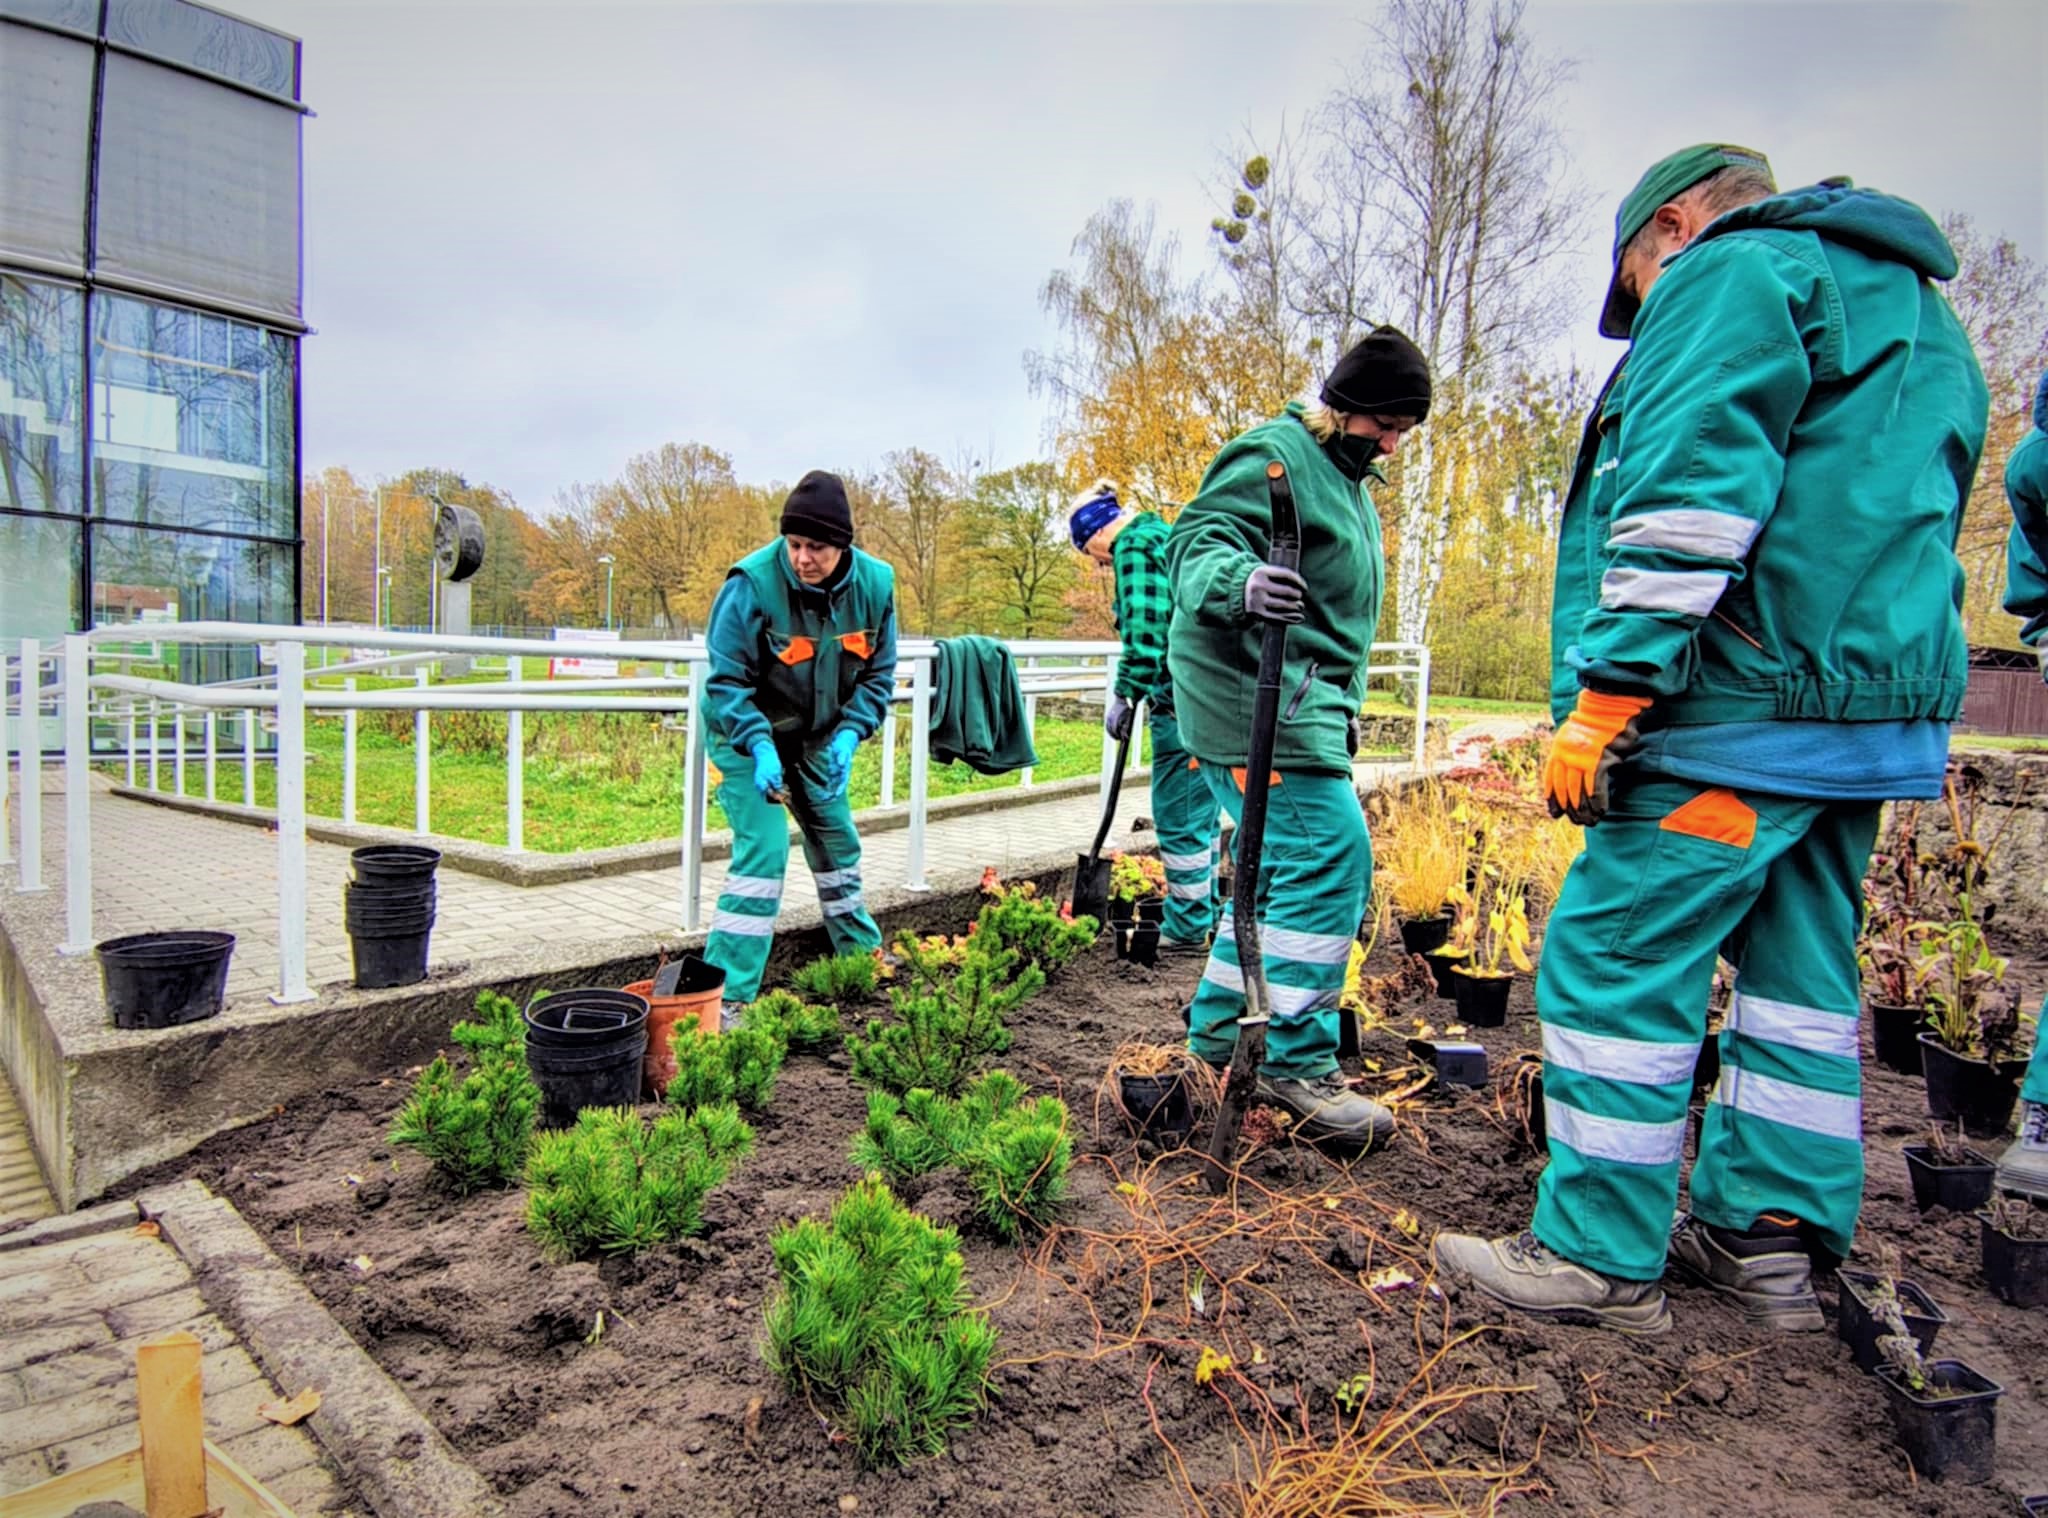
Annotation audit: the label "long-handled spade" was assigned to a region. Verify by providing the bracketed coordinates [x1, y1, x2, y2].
[1203, 459, 1301, 1196]
[1071, 722, 1134, 927]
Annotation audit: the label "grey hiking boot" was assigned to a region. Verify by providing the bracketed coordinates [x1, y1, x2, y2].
[1255, 1071, 1396, 1148]
[1994, 1100, 2048, 1201]
[1665, 1212, 1824, 1331]
[1156, 935, 1211, 962]
[1433, 1229, 1671, 1335]
[718, 999, 746, 1033]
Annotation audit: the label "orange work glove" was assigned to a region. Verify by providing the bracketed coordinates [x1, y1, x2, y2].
[1543, 690, 1652, 825]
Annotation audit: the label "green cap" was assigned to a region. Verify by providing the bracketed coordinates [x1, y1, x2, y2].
[1599, 142, 1773, 339]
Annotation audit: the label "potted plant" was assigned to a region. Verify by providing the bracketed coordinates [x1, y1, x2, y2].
[1916, 769, 2030, 1136]
[1106, 852, 1167, 966]
[1104, 1041, 1201, 1145]
[1837, 1245, 1947, 1373]
[1872, 1332, 2005, 1485]
[1448, 878, 1533, 1028]
[1859, 802, 1938, 1075]
[1901, 1122, 1996, 1214]
[1424, 880, 1476, 999]
[1978, 1194, 2048, 1307]
[1380, 782, 1470, 956]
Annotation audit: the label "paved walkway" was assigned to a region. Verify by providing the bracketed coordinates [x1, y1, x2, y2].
[18, 758, 1425, 1006]
[0, 1208, 354, 1511]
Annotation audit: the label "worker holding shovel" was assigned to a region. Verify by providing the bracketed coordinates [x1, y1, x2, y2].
[1434, 147, 1989, 1334]
[1068, 481, 1219, 957]
[1997, 364, 2048, 1203]
[702, 471, 897, 1022]
[1166, 326, 1431, 1148]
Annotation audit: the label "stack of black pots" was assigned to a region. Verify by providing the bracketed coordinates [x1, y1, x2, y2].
[524, 988, 651, 1127]
[346, 845, 441, 988]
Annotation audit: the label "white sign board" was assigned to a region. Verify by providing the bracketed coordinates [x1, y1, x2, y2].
[550, 627, 620, 678]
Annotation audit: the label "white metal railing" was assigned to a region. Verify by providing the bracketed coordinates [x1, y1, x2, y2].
[2, 626, 1432, 1007]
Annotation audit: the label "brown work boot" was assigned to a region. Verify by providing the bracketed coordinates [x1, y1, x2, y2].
[1433, 1229, 1671, 1335]
[1665, 1212, 1824, 1331]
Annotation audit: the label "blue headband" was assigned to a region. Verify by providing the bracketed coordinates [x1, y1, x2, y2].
[1069, 495, 1122, 551]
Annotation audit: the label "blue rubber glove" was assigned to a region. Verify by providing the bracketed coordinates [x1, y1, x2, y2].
[822, 729, 860, 801]
[751, 744, 786, 803]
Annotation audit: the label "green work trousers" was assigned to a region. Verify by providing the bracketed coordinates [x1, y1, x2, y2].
[1185, 766, 1369, 1082]
[702, 734, 882, 1004]
[1531, 775, 1881, 1281]
[1148, 710, 1222, 946]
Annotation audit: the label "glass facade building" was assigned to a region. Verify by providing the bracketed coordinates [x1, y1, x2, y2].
[1, 0, 303, 730]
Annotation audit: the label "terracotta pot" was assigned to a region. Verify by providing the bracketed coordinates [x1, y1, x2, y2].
[626, 955, 726, 1100]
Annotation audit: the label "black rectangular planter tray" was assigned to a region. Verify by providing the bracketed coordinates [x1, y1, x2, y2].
[1408, 1037, 1487, 1088]
[1875, 1359, 2002, 1485]
[1836, 1269, 1946, 1372]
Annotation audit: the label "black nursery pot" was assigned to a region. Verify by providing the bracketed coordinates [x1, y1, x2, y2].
[1836, 1269, 1947, 1373]
[1979, 1208, 2048, 1308]
[1901, 1143, 1996, 1214]
[1119, 1072, 1194, 1144]
[1692, 1032, 1721, 1095]
[1867, 1002, 1927, 1077]
[1919, 1033, 2023, 1139]
[1450, 967, 1511, 1028]
[96, 931, 235, 1030]
[1136, 897, 1166, 926]
[1398, 913, 1452, 958]
[349, 844, 442, 885]
[524, 988, 650, 1127]
[1109, 917, 1160, 967]
[1423, 947, 1468, 1000]
[1876, 1360, 2003, 1485]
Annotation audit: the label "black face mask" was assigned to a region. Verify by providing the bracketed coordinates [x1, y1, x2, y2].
[1326, 431, 1379, 481]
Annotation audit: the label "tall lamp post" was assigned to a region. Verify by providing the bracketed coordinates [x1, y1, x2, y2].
[378, 566, 393, 629]
[596, 553, 615, 630]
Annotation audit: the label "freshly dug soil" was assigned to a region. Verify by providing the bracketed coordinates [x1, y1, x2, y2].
[120, 938, 2046, 1517]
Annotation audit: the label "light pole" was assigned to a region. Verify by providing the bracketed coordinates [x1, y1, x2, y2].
[596, 554, 615, 630]
[317, 478, 329, 624]
[371, 485, 386, 628]
[378, 566, 393, 629]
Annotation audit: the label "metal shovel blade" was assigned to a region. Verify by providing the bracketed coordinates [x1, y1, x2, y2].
[1072, 853, 1112, 927]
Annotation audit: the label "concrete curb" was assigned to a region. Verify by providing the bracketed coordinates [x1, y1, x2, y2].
[0, 1195, 140, 1250]
[110, 768, 1155, 886]
[139, 1178, 504, 1518]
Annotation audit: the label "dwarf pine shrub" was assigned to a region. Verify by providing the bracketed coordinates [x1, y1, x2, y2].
[665, 1014, 786, 1111]
[763, 1174, 998, 1466]
[790, 951, 880, 1006]
[973, 884, 1095, 972]
[388, 990, 540, 1192]
[524, 1103, 754, 1260]
[745, 988, 843, 1051]
[847, 935, 1040, 1097]
[849, 1071, 1071, 1240]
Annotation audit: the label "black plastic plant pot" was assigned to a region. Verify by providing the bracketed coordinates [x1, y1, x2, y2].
[1920, 1033, 2023, 1139]
[1119, 1072, 1193, 1143]
[1408, 1037, 1487, 1088]
[1136, 897, 1166, 926]
[1836, 1269, 1947, 1373]
[350, 929, 431, 990]
[1336, 1006, 1360, 1061]
[527, 1024, 650, 1128]
[1876, 1360, 2003, 1485]
[1450, 967, 1511, 1027]
[96, 931, 235, 1030]
[1692, 1034, 1721, 1095]
[1901, 1143, 1996, 1214]
[524, 988, 650, 1046]
[1979, 1209, 2048, 1308]
[1109, 919, 1160, 967]
[1423, 947, 1468, 1000]
[1868, 1002, 1927, 1077]
[350, 844, 442, 885]
[345, 879, 436, 908]
[1398, 913, 1452, 958]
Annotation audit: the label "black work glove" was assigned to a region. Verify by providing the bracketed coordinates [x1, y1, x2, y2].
[1243, 565, 1306, 624]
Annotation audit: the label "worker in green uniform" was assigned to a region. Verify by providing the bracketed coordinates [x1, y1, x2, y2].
[702, 471, 897, 1019]
[1069, 480, 1219, 956]
[1996, 365, 2048, 1202]
[1167, 326, 1432, 1147]
[1435, 146, 1989, 1333]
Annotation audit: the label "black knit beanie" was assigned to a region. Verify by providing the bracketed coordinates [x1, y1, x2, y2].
[780, 470, 854, 549]
[1320, 325, 1432, 421]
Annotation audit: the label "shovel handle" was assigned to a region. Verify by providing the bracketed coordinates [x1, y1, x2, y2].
[1086, 723, 1134, 862]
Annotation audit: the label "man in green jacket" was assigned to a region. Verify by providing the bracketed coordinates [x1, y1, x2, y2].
[1997, 366, 2048, 1201]
[1435, 146, 1989, 1333]
[1069, 480, 1218, 955]
[1167, 326, 1431, 1147]
[702, 471, 897, 1017]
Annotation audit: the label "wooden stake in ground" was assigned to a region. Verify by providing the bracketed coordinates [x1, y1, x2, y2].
[136, 1329, 209, 1518]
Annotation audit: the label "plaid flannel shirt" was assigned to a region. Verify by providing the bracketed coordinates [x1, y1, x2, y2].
[1111, 511, 1172, 703]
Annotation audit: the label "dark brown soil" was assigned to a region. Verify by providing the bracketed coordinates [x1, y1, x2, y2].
[120, 939, 2046, 1517]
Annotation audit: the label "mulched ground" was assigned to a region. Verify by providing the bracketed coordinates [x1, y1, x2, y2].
[117, 931, 2046, 1517]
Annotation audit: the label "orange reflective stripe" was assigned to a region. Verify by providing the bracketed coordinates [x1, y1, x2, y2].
[1229, 767, 1282, 792]
[775, 636, 816, 666]
[839, 630, 873, 659]
[1660, 788, 1756, 849]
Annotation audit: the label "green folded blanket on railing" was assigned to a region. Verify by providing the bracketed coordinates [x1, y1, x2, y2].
[930, 637, 1038, 776]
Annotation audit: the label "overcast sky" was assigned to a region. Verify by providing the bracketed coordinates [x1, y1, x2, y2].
[243, 0, 2045, 514]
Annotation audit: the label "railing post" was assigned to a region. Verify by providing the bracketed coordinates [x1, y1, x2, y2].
[272, 639, 312, 1004]
[414, 667, 430, 835]
[60, 634, 91, 953]
[906, 655, 931, 891]
[1413, 645, 1431, 774]
[241, 709, 255, 807]
[17, 640, 43, 892]
[123, 705, 135, 789]
[0, 649, 12, 868]
[341, 678, 357, 824]
[147, 697, 160, 792]
[204, 711, 217, 800]
[878, 704, 896, 808]
[173, 709, 186, 798]
[682, 659, 709, 930]
[1019, 655, 1036, 789]
[506, 708, 524, 852]
[1098, 654, 1120, 814]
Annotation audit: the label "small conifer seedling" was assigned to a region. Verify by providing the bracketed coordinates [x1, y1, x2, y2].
[389, 989, 540, 1192]
[524, 1103, 754, 1260]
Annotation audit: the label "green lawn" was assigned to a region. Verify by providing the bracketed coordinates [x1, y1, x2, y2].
[1362, 691, 1549, 724]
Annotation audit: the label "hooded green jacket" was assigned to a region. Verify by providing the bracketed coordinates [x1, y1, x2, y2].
[1555, 181, 1989, 726]
[2000, 372, 2048, 645]
[1165, 403, 1384, 775]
